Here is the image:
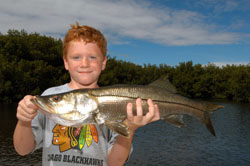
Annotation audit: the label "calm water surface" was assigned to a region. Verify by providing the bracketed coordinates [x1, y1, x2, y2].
[0, 101, 250, 166]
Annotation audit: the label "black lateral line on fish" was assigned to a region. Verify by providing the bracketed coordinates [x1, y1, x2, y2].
[145, 99, 205, 112]
[91, 93, 205, 112]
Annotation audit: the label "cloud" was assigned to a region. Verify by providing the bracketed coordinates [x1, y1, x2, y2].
[209, 62, 250, 67]
[0, 0, 247, 46]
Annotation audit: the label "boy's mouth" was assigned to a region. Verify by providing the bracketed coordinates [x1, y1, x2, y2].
[78, 71, 92, 74]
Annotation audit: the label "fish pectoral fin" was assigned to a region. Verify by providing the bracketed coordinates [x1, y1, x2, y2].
[105, 121, 130, 138]
[164, 114, 186, 128]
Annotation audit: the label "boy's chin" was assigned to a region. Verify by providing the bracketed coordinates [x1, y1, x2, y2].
[78, 80, 98, 88]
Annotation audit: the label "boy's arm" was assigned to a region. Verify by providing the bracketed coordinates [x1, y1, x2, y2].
[13, 121, 36, 155]
[13, 95, 38, 156]
[108, 98, 160, 166]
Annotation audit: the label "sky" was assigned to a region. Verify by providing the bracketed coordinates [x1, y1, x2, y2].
[0, 0, 249, 66]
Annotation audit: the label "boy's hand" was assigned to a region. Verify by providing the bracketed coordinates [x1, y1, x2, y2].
[125, 98, 160, 132]
[16, 95, 39, 123]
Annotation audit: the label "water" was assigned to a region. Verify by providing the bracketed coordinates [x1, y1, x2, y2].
[0, 103, 42, 166]
[0, 101, 250, 166]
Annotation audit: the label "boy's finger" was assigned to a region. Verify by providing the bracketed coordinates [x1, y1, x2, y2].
[126, 102, 134, 121]
[27, 96, 39, 110]
[136, 98, 143, 117]
[144, 99, 155, 122]
[152, 104, 160, 121]
[23, 108, 37, 119]
[17, 107, 37, 122]
[151, 104, 160, 122]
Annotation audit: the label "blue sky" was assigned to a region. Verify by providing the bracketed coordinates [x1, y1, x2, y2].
[0, 0, 249, 66]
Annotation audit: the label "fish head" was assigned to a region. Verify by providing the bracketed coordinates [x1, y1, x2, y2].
[31, 91, 99, 124]
[32, 93, 75, 115]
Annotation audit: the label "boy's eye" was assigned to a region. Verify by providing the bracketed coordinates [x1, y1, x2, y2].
[73, 56, 80, 60]
[89, 56, 96, 60]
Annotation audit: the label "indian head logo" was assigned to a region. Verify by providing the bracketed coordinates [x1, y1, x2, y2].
[52, 124, 99, 152]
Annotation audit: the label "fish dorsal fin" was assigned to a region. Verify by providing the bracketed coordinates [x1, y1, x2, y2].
[148, 75, 177, 93]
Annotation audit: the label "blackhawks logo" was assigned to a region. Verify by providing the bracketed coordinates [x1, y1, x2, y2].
[52, 124, 99, 152]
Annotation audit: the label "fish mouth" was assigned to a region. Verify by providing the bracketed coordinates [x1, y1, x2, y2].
[31, 96, 55, 114]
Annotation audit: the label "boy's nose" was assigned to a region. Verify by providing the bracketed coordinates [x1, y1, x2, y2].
[80, 57, 90, 67]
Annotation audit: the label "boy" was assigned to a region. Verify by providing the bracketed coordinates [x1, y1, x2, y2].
[13, 22, 160, 166]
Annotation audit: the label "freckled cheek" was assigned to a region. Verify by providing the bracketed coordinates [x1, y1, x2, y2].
[68, 63, 81, 70]
[94, 62, 104, 69]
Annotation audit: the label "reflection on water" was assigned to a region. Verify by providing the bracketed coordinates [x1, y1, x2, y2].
[0, 103, 42, 166]
[0, 101, 250, 166]
[128, 102, 250, 166]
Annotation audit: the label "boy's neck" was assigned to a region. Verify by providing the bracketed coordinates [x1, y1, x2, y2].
[68, 82, 99, 89]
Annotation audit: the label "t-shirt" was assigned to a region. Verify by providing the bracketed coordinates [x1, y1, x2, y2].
[31, 84, 119, 166]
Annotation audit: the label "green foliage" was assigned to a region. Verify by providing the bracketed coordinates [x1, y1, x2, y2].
[0, 29, 249, 103]
[171, 62, 250, 102]
[0, 30, 67, 103]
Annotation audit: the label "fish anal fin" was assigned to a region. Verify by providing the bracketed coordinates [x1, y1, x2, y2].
[148, 75, 177, 93]
[105, 121, 130, 138]
[164, 114, 185, 128]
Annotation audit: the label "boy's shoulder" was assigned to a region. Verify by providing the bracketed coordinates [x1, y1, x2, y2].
[42, 84, 72, 96]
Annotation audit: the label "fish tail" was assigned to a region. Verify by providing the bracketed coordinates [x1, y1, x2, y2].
[203, 111, 216, 136]
[203, 102, 223, 136]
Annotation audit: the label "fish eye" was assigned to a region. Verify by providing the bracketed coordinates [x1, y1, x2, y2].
[52, 95, 62, 102]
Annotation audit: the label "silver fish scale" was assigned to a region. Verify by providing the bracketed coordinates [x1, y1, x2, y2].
[89, 85, 168, 101]
[88, 85, 214, 111]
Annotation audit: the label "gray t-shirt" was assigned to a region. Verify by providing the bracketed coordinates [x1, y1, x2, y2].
[31, 84, 119, 166]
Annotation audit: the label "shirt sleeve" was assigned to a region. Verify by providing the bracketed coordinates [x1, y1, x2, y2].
[31, 111, 45, 151]
[31, 88, 52, 151]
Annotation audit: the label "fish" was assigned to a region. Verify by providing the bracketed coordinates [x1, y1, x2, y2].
[31, 76, 224, 137]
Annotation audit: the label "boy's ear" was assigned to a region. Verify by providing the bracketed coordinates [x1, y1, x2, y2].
[63, 56, 69, 70]
[102, 56, 108, 71]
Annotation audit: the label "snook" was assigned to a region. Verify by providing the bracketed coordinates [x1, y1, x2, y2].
[31, 77, 223, 137]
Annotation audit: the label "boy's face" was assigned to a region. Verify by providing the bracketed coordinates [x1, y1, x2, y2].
[63, 41, 107, 89]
